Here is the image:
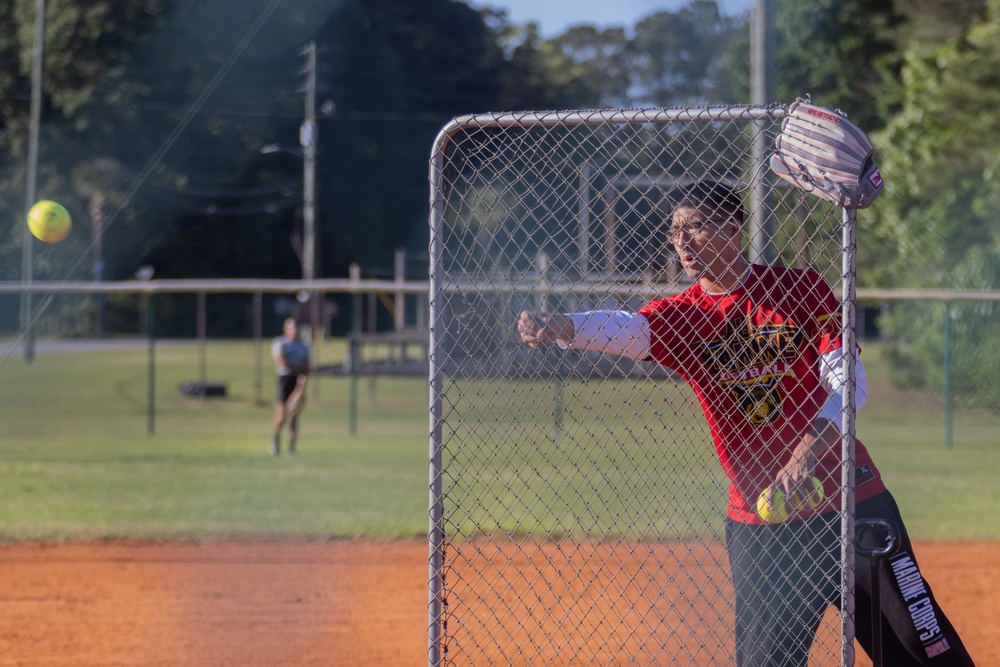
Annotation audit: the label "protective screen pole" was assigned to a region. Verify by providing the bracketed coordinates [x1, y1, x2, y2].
[840, 207, 859, 666]
[21, 0, 46, 363]
[426, 135, 448, 667]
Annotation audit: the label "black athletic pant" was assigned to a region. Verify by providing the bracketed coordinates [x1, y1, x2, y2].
[726, 491, 975, 667]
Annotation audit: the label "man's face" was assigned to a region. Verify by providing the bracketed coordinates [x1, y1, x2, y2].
[284, 319, 298, 339]
[669, 205, 741, 280]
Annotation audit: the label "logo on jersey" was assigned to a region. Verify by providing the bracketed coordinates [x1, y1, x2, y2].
[697, 318, 803, 426]
[731, 378, 784, 426]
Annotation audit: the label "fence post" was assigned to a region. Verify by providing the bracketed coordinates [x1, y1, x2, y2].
[197, 291, 207, 401]
[147, 293, 156, 436]
[348, 263, 361, 436]
[395, 248, 406, 363]
[253, 291, 263, 405]
[944, 302, 954, 449]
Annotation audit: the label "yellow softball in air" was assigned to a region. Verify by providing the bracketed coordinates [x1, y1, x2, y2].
[756, 488, 790, 524]
[789, 477, 826, 511]
[27, 200, 72, 243]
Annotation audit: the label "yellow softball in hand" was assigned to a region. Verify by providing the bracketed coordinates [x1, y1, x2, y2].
[756, 487, 790, 524]
[789, 477, 826, 511]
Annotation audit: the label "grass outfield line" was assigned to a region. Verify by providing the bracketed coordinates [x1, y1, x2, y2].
[0, 339, 997, 541]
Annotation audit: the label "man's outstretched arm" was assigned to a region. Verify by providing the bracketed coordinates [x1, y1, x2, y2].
[517, 310, 651, 359]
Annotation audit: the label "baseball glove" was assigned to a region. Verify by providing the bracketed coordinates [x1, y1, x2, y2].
[770, 98, 884, 209]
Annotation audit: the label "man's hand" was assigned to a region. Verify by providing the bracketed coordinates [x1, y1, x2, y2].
[517, 311, 574, 348]
[771, 418, 838, 506]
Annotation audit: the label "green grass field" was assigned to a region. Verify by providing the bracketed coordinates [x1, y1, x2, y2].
[0, 339, 430, 540]
[0, 339, 997, 541]
[855, 348, 1000, 539]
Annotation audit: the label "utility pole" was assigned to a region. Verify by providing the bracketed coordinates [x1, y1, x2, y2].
[299, 41, 317, 286]
[299, 41, 322, 364]
[750, 0, 777, 265]
[21, 0, 46, 363]
[260, 41, 321, 347]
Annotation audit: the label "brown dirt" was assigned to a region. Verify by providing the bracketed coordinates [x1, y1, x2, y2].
[0, 539, 994, 666]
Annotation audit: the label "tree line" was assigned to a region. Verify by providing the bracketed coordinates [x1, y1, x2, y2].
[0, 0, 889, 279]
[1, 0, 998, 398]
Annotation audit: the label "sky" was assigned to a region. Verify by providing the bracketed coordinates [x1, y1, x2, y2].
[468, 0, 756, 37]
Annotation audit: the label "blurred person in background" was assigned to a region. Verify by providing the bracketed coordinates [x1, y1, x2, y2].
[271, 317, 309, 456]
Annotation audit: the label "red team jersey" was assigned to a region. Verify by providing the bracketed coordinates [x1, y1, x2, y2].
[638, 264, 886, 524]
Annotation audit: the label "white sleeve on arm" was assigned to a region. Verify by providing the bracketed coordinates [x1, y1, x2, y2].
[817, 347, 869, 425]
[555, 310, 652, 360]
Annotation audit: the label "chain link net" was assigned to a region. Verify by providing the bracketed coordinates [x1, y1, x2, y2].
[428, 107, 854, 666]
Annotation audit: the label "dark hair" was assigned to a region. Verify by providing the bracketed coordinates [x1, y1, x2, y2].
[672, 180, 745, 224]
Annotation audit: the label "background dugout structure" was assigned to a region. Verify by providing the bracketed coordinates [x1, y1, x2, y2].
[427, 106, 861, 666]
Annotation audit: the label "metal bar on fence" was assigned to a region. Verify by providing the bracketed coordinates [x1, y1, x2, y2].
[426, 146, 446, 667]
[253, 291, 263, 405]
[0, 278, 434, 294]
[367, 290, 377, 406]
[840, 207, 859, 667]
[147, 294, 156, 436]
[4, 278, 1000, 302]
[311, 292, 321, 402]
[439, 105, 787, 134]
[348, 264, 361, 437]
[197, 291, 207, 401]
[944, 301, 954, 449]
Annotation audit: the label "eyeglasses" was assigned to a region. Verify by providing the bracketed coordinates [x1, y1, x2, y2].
[667, 218, 730, 243]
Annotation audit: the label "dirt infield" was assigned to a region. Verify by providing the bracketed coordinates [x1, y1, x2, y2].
[0, 539, 994, 666]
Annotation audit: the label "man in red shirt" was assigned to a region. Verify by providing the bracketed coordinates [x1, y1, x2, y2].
[518, 181, 973, 666]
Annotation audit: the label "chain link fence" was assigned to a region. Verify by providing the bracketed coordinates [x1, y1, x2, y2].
[2, 284, 994, 449]
[428, 105, 871, 667]
[0, 280, 430, 442]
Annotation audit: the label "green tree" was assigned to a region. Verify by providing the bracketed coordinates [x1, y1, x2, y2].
[532, 25, 631, 108]
[712, 0, 902, 127]
[890, 0, 988, 45]
[1, 0, 164, 150]
[630, 0, 739, 106]
[0, 0, 165, 285]
[869, 1, 1000, 287]
[865, 0, 1000, 406]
